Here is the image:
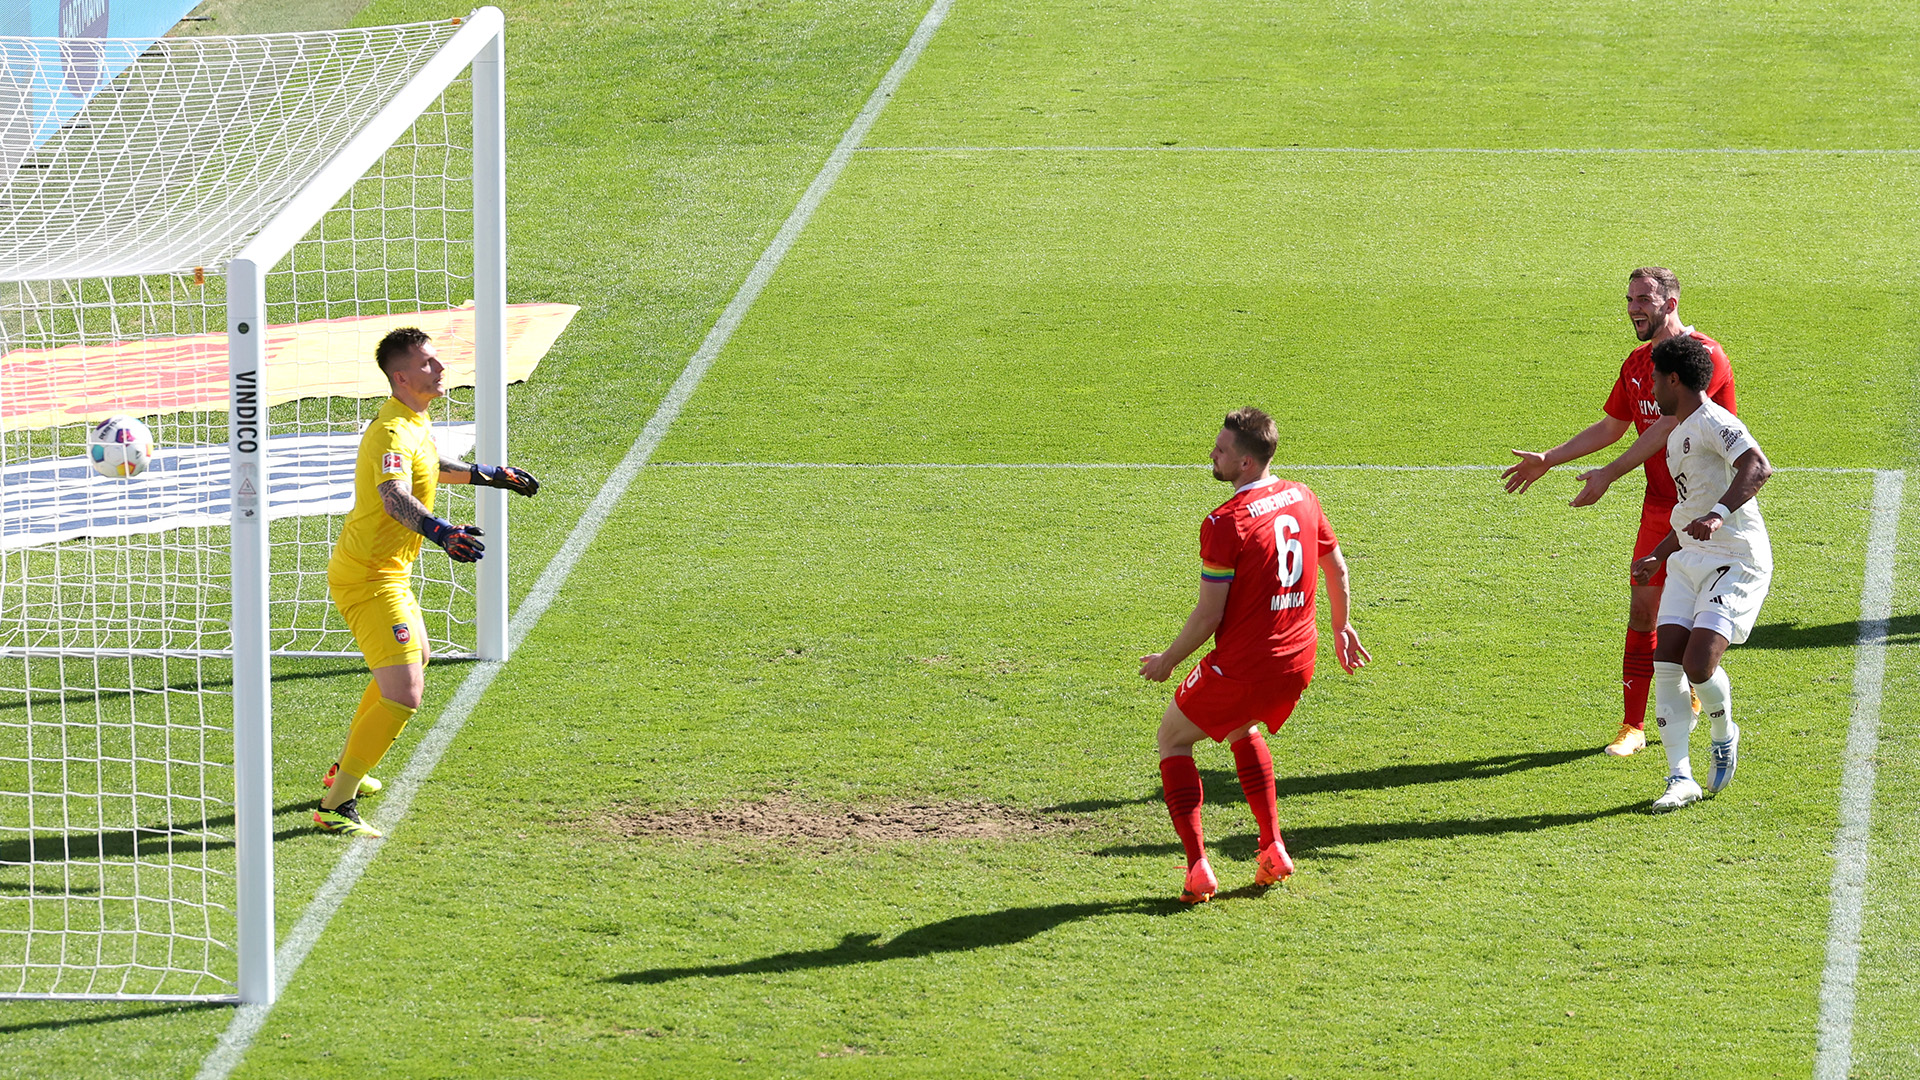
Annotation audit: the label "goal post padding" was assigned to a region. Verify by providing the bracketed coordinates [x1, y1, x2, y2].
[0, 8, 507, 1003]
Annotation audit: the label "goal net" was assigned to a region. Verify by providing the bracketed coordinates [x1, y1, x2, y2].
[0, 9, 510, 1002]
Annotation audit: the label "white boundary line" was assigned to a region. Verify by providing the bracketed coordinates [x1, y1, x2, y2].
[646, 461, 1884, 474]
[858, 145, 1920, 155]
[1814, 468, 1905, 1080]
[191, 3, 953, 1077]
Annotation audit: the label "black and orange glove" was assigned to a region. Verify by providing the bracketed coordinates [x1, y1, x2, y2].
[471, 463, 539, 497]
[422, 517, 486, 563]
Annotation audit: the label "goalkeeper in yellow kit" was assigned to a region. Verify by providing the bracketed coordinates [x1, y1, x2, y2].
[314, 327, 539, 837]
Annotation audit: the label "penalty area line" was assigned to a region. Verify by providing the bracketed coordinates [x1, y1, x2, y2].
[191, 2, 954, 1078]
[1814, 468, 1905, 1080]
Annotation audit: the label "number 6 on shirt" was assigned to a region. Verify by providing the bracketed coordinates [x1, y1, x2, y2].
[1276, 514, 1303, 588]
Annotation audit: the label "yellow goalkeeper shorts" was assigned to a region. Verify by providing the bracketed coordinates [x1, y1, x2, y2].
[329, 575, 427, 670]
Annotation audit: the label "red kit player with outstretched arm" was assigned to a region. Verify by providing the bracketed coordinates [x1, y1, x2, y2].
[1140, 407, 1370, 904]
[1502, 267, 1735, 758]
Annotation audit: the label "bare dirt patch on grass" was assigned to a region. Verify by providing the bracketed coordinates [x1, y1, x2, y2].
[597, 794, 1084, 843]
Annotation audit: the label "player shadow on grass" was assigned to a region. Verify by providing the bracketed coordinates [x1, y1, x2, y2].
[607, 897, 1188, 986]
[1093, 800, 1645, 863]
[0, 799, 319, 885]
[1044, 747, 1596, 814]
[1745, 613, 1920, 651]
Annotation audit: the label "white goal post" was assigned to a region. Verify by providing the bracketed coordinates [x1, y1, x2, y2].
[0, 8, 509, 1005]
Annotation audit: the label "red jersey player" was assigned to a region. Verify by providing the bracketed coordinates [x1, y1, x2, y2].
[1502, 267, 1735, 757]
[1140, 407, 1369, 904]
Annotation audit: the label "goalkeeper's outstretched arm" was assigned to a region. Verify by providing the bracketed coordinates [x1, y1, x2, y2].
[378, 479, 486, 562]
[437, 459, 541, 496]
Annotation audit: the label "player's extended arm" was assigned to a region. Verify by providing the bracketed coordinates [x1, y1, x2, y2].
[1138, 580, 1230, 683]
[1571, 415, 1676, 508]
[1683, 446, 1774, 541]
[1503, 416, 1632, 495]
[1630, 531, 1681, 585]
[1319, 545, 1371, 673]
[437, 460, 541, 496]
[378, 478, 486, 562]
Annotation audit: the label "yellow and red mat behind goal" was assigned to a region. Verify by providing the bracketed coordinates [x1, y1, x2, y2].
[0, 302, 577, 432]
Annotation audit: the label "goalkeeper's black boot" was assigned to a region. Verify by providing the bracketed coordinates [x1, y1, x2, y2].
[313, 797, 381, 838]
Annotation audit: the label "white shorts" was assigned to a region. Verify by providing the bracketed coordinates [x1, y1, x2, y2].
[1657, 548, 1771, 645]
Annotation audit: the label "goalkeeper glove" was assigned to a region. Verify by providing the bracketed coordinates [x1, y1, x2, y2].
[422, 517, 485, 563]
[471, 463, 540, 496]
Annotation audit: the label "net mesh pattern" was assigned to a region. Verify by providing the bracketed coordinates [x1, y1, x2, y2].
[0, 19, 478, 998]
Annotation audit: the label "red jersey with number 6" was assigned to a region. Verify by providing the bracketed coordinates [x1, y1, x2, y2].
[1199, 476, 1338, 679]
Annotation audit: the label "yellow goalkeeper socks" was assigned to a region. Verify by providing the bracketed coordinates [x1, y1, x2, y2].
[341, 679, 382, 756]
[340, 695, 416, 781]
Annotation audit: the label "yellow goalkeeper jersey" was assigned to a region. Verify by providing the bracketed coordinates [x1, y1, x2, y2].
[328, 397, 439, 583]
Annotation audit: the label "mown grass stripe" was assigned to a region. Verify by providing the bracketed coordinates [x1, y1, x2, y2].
[191, 3, 953, 1077]
[645, 462, 1887, 474]
[857, 145, 1920, 155]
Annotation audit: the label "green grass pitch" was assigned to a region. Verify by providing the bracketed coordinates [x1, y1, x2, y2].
[5, 0, 1920, 1076]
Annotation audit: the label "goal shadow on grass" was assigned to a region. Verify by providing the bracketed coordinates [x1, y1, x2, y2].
[0, 798, 321, 878]
[0, 657, 480, 715]
[0, 1000, 228, 1036]
[0, 660, 398, 715]
[1043, 746, 1597, 813]
[1093, 800, 1645, 863]
[606, 897, 1189, 986]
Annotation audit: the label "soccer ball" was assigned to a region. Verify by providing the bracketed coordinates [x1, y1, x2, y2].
[87, 416, 155, 479]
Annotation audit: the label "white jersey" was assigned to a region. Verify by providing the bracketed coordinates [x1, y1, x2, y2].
[1666, 399, 1772, 568]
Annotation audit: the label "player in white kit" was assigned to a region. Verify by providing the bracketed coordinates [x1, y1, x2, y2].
[1629, 334, 1773, 812]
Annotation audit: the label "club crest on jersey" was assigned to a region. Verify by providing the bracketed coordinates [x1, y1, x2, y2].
[392, 623, 411, 644]
[381, 451, 405, 472]
[1682, 437, 1691, 453]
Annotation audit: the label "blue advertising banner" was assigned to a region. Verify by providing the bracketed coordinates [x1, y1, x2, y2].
[2, 0, 200, 172]
[0, 0, 194, 41]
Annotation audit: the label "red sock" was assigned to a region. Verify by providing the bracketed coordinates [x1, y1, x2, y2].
[1159, 754, 1205, 867]
[1230, 730, 1279, 848]
[1623, 628, 1656, 731]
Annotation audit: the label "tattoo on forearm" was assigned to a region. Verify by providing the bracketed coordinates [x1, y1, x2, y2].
[378, 479, 436, 536]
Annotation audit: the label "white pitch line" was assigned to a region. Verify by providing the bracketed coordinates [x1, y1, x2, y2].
[1814, 468, 1905, 1080]
[857, 145, 1920, 155]
[192, 3, 953, 1077]
[646, 461, 1882, 474]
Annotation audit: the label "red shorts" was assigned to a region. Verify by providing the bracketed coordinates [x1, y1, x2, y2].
[1633, 501, 1673, 587]
[1173, 656, 1313, 741]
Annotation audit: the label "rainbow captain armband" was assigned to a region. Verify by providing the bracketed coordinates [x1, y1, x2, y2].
[1201, 561, 1235, 583]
